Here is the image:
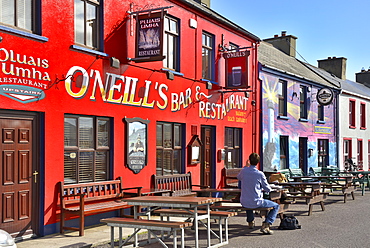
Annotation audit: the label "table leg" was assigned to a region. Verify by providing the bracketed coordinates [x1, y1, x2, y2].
[110, 226, 115, 248]
[134, 206, 138, 247]
[206, 205, 211, 247]
[194, 206, 199, 248]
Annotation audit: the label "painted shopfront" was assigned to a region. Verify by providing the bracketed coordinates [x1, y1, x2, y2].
[0, 0, 260, 237]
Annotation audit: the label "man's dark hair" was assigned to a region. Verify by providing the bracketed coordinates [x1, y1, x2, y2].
[249, 153, 260, 165]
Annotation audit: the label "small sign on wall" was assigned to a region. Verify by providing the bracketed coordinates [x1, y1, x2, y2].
[124, 117, 150, 174]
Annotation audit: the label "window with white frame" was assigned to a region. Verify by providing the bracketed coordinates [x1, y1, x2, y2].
[202, 32, 214, 80]
[74, 0, 101, 49]
[163, 16, 179, 71]
[0, 0, 36, 32]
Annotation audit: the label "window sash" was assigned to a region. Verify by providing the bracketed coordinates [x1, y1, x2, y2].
[64, 115, 110, 184]
[163, 16, 179, 70]
[0, 0, 34, 31]
[202, 32, 213, 80]
[224, 127, 242, 169]
[74, 0, 100, 49]
[156, 122, 183, 175]
[278, 81, 287, 116]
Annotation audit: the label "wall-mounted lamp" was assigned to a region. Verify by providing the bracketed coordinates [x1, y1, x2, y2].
[206, 81, 212, 90]
[110, 57, 120, 68]
[0, 36, 3, 42]
[166, 70, 174, 80]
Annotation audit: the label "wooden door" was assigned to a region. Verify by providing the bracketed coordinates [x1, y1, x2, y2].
[201, 126, 213, 187]
[0, 116, 36, 236]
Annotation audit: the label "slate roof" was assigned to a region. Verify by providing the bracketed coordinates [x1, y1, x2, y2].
[258, 41, 340, 89]
[303, 61, 370, 99]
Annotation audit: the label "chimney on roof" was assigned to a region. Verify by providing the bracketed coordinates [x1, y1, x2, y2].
[317, 57, 347, 80]
[356, 67, 370, 87]
[263, 31, 298, 57]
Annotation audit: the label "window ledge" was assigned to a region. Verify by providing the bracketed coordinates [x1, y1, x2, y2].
[161, 68, 184, 77]
[200, 79, 219, 85]
[349, 125, 356, 129]
[317, 120, 326, 124]
[360, 127, 367, 130]
[0, 25, 48, 42]
[70, 45, 109, 57]
[299, 118, 309, 122]
[277, 115, 289, 120]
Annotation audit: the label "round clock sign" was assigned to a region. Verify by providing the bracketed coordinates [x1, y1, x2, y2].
[316, 88, 334, 106]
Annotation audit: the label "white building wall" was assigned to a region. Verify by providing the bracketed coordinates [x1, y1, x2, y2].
[339, 93, 370, 171]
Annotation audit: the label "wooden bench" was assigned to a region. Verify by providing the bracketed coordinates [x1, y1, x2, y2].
[101, 217, 192, 248]
[153, 172, 209, 197]
[283, 183, 327, 216]
[59, 178, 142, 236]
[154, 209, 237, 246]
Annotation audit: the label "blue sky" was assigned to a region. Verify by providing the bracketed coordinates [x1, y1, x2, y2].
[211, 0, 370, 81]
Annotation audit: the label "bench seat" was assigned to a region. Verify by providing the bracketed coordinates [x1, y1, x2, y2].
[154, 209, 237, 246]
[101, 217, 192, 248]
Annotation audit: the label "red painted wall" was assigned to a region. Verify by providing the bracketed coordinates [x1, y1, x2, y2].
[0, 0, 260, 233]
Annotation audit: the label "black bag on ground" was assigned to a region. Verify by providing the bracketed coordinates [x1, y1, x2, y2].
[278, 215, 301, 230]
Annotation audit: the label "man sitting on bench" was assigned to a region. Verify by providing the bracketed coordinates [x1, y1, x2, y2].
[237, 153, 280, 235]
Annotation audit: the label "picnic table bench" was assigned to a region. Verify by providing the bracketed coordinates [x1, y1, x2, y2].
[101, 217, 192, 248]
[59, 178, 142, 236]
[276, 182, 327, 216]
[153, 172, 209, 197]
[154, 209, 237, 246]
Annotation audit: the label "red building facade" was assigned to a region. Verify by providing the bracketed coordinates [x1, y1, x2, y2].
[0, 0, 260, 237]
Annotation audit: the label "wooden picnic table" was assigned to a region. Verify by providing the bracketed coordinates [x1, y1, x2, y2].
[122, 195, 223, 248]
[275, 182, 327, 215]
[290, 175, 355, 203]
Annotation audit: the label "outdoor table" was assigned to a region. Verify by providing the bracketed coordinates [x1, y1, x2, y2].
[349, 171, 370, 195]
[290, 175, 355, 202]
[275, 182, 326, 215]
[122, 195, 223, 248]
[191, 188, 240, 197]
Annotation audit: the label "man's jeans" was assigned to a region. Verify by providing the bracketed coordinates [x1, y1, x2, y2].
[246, 199, 280, 225]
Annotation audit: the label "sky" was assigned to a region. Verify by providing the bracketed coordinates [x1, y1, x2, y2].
[211, 0, 370, 82]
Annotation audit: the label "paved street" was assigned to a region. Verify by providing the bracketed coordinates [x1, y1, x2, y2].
[17, 189, 370, 248]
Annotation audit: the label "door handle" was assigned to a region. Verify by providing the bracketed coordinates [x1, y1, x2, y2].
[33, 170, 39, 183]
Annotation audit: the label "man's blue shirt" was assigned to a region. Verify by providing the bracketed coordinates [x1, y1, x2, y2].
[237, 166, 272, 208]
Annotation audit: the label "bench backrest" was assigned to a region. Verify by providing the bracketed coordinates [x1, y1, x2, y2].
[224, 168, 242, 188]
[309, 167, 322, 176]
[60, 178, 123, 207]
[289, 168, 305, 177]
[322, 167, 340, 176]
[153, 173, 193, 196]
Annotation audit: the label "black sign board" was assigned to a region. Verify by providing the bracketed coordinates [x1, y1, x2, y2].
[135, 13, 164, 62]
